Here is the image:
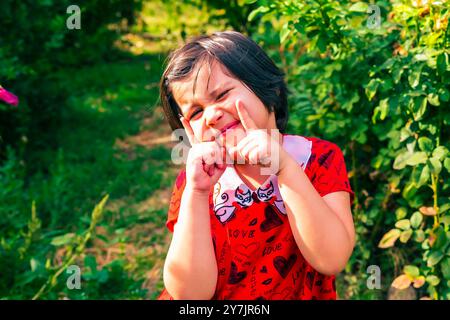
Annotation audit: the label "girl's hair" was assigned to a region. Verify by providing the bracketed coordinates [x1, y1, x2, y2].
[159, 31, 289, 132]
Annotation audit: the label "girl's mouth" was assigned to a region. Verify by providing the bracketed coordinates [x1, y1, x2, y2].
[219, 120, 241, 136]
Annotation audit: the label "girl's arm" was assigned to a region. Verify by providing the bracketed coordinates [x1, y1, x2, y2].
[277, 152, 355, 276]
[163, 116, 226, 299]
[228, 101, 354, 276]
[163, 186, 218, 300]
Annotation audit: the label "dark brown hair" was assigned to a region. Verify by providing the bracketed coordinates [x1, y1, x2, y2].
[159, 31, 289, 132]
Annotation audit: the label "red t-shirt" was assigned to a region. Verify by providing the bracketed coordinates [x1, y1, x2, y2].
[158, 135, 353, 300]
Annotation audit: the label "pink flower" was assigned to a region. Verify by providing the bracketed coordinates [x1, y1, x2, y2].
[0, 86, 19, 107]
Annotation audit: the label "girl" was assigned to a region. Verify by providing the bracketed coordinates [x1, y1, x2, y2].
[158, 31, 355, 300]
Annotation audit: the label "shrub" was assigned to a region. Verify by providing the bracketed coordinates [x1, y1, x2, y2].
[250, 0, 449, 299]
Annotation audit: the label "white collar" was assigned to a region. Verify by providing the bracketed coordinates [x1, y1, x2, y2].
[212, 135, 312, 223]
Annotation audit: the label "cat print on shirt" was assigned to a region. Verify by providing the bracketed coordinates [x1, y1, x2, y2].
[256, 181, 274, 201]
[235, 186, 253, 207]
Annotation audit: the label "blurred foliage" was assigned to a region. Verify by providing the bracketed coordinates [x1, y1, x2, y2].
[249, 0, 449, 299]
[1, 54, 174, 299]
[0, 0, 143, 162]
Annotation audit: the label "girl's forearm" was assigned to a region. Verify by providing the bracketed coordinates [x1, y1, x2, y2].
[277, 155, 354, 276]
[163, 187, 218, 299]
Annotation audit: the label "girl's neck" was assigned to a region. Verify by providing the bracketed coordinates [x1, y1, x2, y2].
[234, 164, 269, 191]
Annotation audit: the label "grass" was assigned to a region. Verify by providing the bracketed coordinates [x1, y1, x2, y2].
[51, 56, 181, 299]
[1, 53, 183, 299]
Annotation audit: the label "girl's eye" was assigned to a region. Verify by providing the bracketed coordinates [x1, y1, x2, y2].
[189, 108, 203, 120]
[216, 89, 231, 101]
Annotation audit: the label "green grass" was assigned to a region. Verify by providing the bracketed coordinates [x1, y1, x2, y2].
[1, 54, 180, 299]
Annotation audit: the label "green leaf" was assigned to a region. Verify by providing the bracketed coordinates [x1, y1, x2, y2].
[378, 229, 401, 248]
[414, 229, 425, 242]
[407, 152, 428, 166]
[379, 98, 389, 120]
[433, 226, 447, 250]
[438, 203, 450, 214]
[418, 137, 433, 153]
[248, 6, 270, 22]
[417, 164, 430, 187]
[441, 215, 450, 227]
[408, 64, 423, 88]
[280, 23, 291, 44]
[445, 158, 450, 173]
[400, 229, 413, 243]
[438, 87, 449, 102]
[437, 52, 448, 76]
[50, 233, 75, 246]
[404, 265, 420, 278]
[393, 151, 411, 170]
[400, 127, 413, 142]
[441, 257, 450, 280]
[410, 211, 423, 229]
[349, 2, 369, 12]
[30, 258, 40, 272]
[379, 58, 395, 71]
[395, 219, 411, 230]
[402, 181, 418, 201]
[412, 97, 428, 121]
[396, 207, 408, 220]
[427, 157, 442, 175]
[427, 251, 444, 267]
[432, 146, 448, 161]
[365, 79, 380, 101]
[427, 93, 440, 106]
[426, 275, 440, 286]
[392, 65, 405, 84]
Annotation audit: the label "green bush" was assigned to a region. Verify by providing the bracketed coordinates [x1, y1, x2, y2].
[0, 0, 142, 161]
[250, 0, 449, 299]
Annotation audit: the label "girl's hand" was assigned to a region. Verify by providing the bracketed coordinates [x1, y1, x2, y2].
[228, 100, 288, 175]
[180, 116, 228, 193]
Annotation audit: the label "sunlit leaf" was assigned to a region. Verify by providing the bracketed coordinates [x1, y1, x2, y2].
[395, 219, 411, 230]
[408, 64, 423, 88]
[410, 211, 423, 229]
[427, 251, 444, 267]
[391, 274, 412, 289]
[418, 137, 433, 152]
[280, 23, 291, 44]
[349, 2, 369, 12]
[400, 229, 413, 243]
[50, 233, 75, 246]
[419, 206, 437, 216]
[427, 93, 440, 106]
[413, 276, 426, 288]
[378, 229, 401, 248]
[403, 265, 419, 278]
[426, 275, 440, 286]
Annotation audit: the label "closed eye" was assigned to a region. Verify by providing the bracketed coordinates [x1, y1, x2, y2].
[189, 108, 203, 120]
[216, 89, 231, 101]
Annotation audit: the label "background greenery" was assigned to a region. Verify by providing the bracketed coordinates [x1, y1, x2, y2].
[1, 0, 449, 299]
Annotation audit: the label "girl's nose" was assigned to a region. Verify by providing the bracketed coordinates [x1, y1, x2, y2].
[204, 106, 224, 127]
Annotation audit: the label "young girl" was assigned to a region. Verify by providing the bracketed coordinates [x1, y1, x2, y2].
[158, 31, 355, 300]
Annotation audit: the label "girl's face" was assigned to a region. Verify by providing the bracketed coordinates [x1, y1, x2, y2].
[171, 60, 277, 149]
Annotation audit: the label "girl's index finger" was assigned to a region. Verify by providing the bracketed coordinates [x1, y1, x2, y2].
[236, 100, 257, 131]
[180, 116, 198, 145]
